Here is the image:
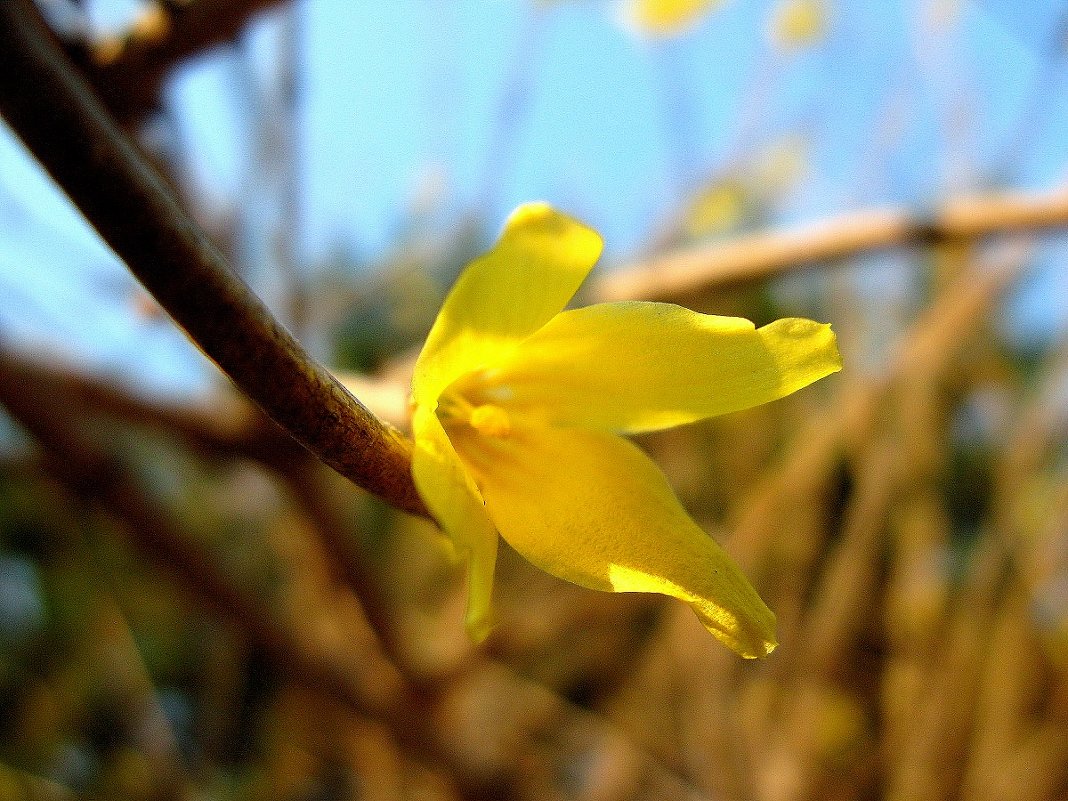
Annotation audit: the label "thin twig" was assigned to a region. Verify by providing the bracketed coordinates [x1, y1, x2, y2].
[0, 0, 426, 518]
[595, 188, 1068, 302]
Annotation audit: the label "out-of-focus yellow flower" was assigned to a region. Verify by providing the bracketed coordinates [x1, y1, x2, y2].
[682, 137, 808, 240]
[770, 0, 827, 50]
[684, 179, 747, 238]
[409, 203, 841, 657]
[627, 0, 722, 36]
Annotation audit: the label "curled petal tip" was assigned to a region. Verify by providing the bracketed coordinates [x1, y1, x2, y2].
[502, 203, 604, 263]
[690, 578, 778, 659]
[734, 632, 777, 662]
[465, 614, 495, 645]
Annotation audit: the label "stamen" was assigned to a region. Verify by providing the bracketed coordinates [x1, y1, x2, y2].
[469, 404, 511, 438]
[436, 393, 475, 424]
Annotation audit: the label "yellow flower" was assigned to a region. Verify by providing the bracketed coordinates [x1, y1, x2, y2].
[626, 0, 722, 36]
[769, 0, 827, 50]
[410, 203, 841, 658]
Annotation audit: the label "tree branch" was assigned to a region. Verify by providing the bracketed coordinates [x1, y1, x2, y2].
[0, 0, 427, 518]
[595, 188, 1068, 302]
[0, 347, 514, 801]
[80, 0, 288, 123]
[0, 345, 426, 676]
[0, 345, 715, 801]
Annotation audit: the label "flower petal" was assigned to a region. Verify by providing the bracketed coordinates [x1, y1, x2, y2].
[466, 302, 841, 434]
[450, 421, 776, 658]
[411, 406, 498, 640]
[411, 203, 603, 406]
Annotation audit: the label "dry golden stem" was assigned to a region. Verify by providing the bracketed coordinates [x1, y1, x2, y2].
[799, 438, 897, 676]
[595, 194, 1061, 302]
[960, 589, 1047, 801]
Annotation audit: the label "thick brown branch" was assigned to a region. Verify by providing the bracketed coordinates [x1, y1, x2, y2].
[595, 188, 1068, 302]
[0, 0, 427, 518]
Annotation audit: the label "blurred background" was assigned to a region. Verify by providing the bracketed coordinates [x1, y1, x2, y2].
[2, 1, 1068, 799]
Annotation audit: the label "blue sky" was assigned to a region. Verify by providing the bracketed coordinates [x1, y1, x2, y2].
[1, 0, 1067, 396]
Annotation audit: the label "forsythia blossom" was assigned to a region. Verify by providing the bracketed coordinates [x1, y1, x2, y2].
[410, 204, 841, 658]
[626, 0, 722, 36]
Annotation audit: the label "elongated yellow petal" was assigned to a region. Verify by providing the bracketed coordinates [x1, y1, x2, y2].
[411, 204, 603, 406]
[411, 406, 498, 640]
[462, 302, 841, 434]
[450, 420, 776, 658]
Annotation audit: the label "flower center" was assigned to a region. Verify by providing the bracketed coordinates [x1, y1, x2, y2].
[468, 403, 511, 438]
[437, 392, 513, 438]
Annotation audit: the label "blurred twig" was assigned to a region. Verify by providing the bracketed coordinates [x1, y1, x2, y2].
[729, 251, 1030, 574]
[0, 0, 426, 518]
[596, 189, 1068, 302]
[80, 0, 288, 124]
[0, 345, 427, 677]
[0, 348, 526, 801]
[0, 343, 716, 799]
